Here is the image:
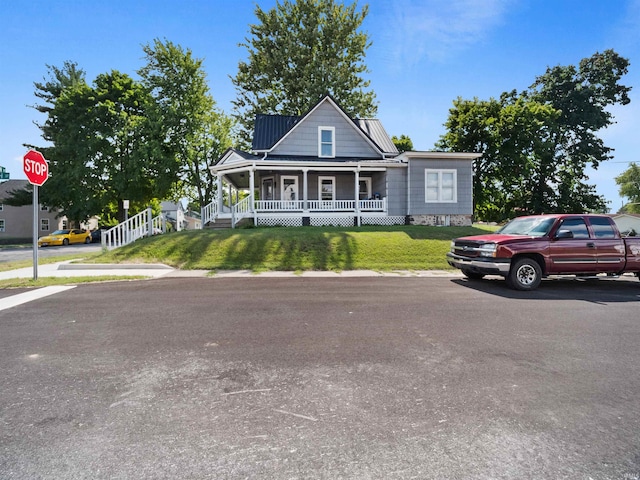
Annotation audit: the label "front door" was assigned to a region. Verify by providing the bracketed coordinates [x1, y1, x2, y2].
[281, 176, 298, 208]
[319, 176, 335, 208]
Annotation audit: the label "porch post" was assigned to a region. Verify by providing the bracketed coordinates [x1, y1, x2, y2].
[303, 168, 309, 211]
[216, 175, 223, 214]
[250, 168, 257, 226]
[355, 168, 361, 227]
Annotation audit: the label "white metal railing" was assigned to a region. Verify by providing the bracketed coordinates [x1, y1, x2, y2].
[255, 200, 305, 211]
[201, 197, 387, 228]
[232, 196, 253, 227]
[201, 201, 218, 226]
[359, 198, 387, 212]
[101, 207, 165, 250]
[307, 200, 355, 211]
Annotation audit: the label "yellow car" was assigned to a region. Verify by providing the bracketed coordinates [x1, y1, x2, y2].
[38, 229, 92, 247]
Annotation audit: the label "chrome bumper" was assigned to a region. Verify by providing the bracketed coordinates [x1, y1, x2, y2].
[446, 252, 511, 275]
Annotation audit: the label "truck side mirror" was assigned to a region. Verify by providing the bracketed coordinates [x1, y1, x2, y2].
[555, 229, 574, 239]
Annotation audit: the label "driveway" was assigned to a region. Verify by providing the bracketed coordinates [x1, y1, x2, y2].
[1, 276, 639, 479]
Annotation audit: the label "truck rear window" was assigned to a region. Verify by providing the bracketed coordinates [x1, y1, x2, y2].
[589, 217, 617, 239]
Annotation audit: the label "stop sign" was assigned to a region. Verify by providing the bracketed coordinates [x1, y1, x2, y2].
[23, 150, 49, 186]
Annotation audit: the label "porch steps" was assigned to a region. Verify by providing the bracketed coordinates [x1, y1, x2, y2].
[205, 218, 233, 229]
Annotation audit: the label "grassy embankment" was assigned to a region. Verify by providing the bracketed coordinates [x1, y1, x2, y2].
[93, 224, 497, 272]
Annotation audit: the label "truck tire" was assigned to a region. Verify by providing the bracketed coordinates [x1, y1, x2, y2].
[507, 258, 542, 291]
[461, 268, 485, 280]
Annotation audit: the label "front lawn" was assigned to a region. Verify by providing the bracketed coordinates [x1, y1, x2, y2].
[93, 224, 496, 272]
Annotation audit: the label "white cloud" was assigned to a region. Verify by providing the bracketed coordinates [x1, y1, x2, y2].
[379, 0, 514, 71]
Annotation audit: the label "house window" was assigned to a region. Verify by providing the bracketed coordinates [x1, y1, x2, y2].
[425, 169, 457, 203]
[319, 176, 335, 201]
[41, 204, 48, 211]
[359, 178, 372, 200]
[318, 126, 335, 158]
[62, 219, 68, 229]
[0, 204, 3, 211]
[262, 177, 274, 201]
[41, 219, 50, 231]
[0, 219, 4, 232]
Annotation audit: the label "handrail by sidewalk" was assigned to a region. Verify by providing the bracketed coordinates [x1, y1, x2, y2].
[101, 207, 165, 250]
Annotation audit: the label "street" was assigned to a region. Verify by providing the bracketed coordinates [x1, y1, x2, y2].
[0, 243, 102, 263]
[1, 276, 639, 479]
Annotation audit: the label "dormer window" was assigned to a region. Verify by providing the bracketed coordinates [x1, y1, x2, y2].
[318, 126, 335, 158]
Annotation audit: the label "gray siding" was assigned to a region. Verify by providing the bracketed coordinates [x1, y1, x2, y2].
[270, 102, 380, 158]
[386, 167, 407, 216]
[408, 159, 473, 215]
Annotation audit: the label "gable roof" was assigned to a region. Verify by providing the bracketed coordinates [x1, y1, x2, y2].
[0, 179, 29, 201]
[252, 115, 300, 151]
[252, 95, 398, 156]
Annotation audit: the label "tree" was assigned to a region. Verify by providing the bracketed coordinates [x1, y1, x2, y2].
[437, 94, 561, 221]
[437, 50, 630, 220]
[32, 61, 86, 117]
[232, 0, 377, 147]
[392, 135, 413, 153]
[616, 163, 640, 213]
[4, 62, 89, 215]
[138, 39, 234, 209]
[39, 70, 180, 224]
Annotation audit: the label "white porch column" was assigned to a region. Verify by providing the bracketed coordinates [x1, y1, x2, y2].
[250, 168, 257, 226]
[216, 175, 223, 213]
[303, 168, 309, 211]
[355, 168, 361, 227]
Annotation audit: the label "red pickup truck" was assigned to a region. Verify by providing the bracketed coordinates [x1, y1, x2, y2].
[446, 214, 640, 290]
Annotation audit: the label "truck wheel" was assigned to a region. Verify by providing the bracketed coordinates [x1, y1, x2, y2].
[507, 258, 542, 291]
[461, 269, 485, 280]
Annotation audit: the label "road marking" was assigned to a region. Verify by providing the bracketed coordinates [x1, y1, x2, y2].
[0, 286, 76, 312]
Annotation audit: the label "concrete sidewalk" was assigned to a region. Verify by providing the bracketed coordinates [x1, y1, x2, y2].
[0, 261, 176, 280]
[0, 260, 463, 281]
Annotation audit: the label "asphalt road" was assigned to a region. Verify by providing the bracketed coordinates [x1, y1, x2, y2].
[0, 243, 102, 263]
[1, 276, 639, 479]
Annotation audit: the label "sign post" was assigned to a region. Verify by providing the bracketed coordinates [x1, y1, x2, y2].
[23, 150, 49, 280]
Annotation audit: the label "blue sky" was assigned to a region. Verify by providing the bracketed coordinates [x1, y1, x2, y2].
[1, 0, 639, 211]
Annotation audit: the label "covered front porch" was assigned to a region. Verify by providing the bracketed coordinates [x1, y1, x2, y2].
[202, 161, 405, 228]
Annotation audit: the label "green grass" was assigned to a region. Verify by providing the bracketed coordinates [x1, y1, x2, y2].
[92, 224, 497, 272]
[0, 252, 102, 273]
[0, 276, 148, 289]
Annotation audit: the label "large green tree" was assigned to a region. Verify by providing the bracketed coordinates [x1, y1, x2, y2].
[437, 50, 630, 220]
[232, 0, 377, 147]
[41, 70, 179, 223]
[616, 163, 640, 213]
[138, 39, 234, 209]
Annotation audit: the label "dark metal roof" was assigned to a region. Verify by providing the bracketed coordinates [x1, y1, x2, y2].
[252, 114, 301, 151]
[251, 95, 399, 156]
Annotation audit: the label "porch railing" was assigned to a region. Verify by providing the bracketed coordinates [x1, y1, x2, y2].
[232, 196, 253, 227]
[199, 197, 387, 228]
[255, 198, 386, 212]
[201, 201, 218, 226]
[101, 207, 165, 250]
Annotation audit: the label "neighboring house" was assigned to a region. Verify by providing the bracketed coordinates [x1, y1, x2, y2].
[203, 95, 480, 228]
[184, 208, 202, 230]
[161, 201, 186, 231]
[611, 213, 640, 236]
[0, 179, 66, 243]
